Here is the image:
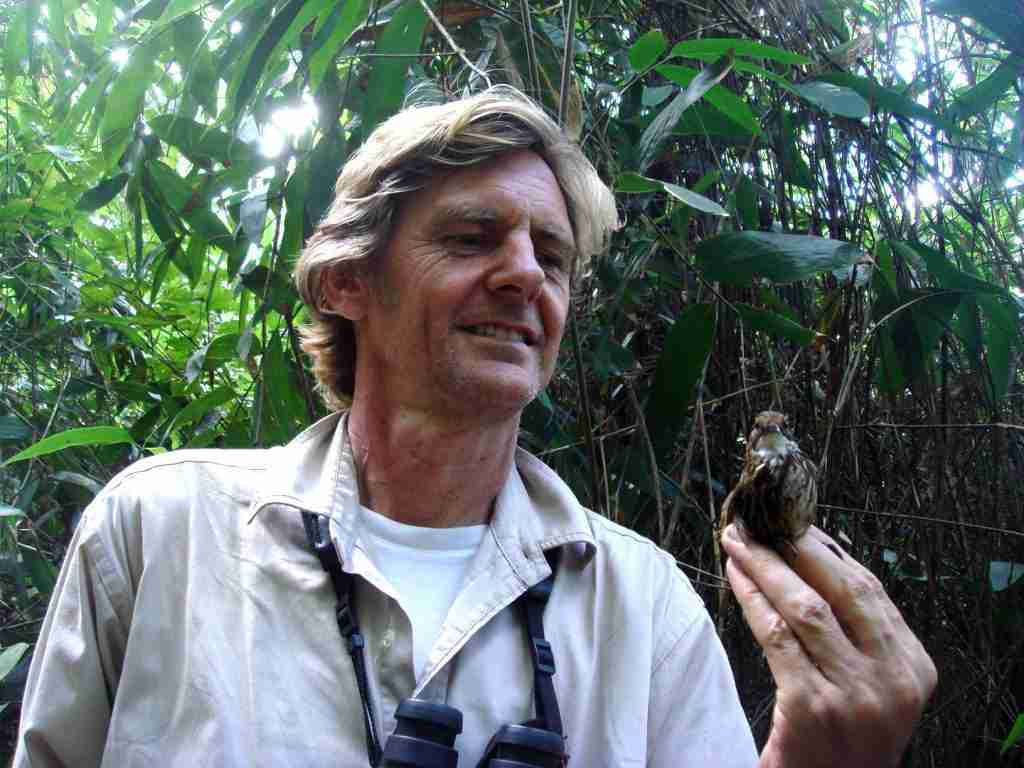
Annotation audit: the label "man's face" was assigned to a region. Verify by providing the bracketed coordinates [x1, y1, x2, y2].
[342, 149, 575, 421]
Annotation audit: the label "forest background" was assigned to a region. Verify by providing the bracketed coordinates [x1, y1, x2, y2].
[1, 0, 1023, 763]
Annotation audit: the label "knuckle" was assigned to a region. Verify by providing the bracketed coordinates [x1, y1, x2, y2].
[807, 692, 845, 731]
[761, 613, 794, 650]
[793, 594, 833, 627]
[847, 571, 884, 602]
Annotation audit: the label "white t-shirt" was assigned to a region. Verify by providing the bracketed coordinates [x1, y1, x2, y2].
[359, 505, 487, 679]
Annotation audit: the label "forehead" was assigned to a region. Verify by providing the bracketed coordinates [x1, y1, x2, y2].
[401, 150, 574, 245]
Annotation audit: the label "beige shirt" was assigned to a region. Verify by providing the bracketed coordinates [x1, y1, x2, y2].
[14, 413, 758, 767]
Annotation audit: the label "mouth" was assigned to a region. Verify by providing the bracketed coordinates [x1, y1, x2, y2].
[460, 323, 537, 346]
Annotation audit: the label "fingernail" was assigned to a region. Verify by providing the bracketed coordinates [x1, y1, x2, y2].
[723, 524, 743, 546]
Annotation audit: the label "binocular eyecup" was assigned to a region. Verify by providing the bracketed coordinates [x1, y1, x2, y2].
[380, 698, 565, 768]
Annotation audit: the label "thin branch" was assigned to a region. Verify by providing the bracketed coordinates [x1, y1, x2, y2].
[417, 0, 491, 87]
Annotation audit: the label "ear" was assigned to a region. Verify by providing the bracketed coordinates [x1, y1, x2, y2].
[320, 266, 370, 322]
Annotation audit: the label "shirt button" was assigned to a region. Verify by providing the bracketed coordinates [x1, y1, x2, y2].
[382, 628, 394, 648]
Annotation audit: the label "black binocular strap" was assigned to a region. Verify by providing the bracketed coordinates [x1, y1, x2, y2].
[522, 549, 563, 738]
[301, 510, 564, 761]
[302, 511, 384, 766]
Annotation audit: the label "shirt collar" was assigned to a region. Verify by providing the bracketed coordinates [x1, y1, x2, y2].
[249, 411, 596, 567]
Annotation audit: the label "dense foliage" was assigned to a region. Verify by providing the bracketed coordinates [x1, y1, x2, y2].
[2, 0, 1023, 762]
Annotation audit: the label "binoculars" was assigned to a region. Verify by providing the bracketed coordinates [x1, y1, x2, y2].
[381, 698, 566, 768]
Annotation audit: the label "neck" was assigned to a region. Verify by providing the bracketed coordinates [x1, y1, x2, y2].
[345, 395, 520, 528]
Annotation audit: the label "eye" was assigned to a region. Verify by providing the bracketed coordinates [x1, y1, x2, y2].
[446, 233, 487, 251]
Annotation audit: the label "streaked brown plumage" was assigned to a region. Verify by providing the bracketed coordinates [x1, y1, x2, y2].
[720, 411, 817, 552]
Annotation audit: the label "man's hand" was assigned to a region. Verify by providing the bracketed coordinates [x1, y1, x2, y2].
[720, 523, 937, 768]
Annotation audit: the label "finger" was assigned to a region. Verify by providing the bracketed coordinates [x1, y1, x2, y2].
[721, 524, 859, 678]
[724, 555, 827, 696]
[785, 527, 893, 655]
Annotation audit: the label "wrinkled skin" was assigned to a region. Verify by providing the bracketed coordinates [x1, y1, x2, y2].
[721, 523, 938, 768]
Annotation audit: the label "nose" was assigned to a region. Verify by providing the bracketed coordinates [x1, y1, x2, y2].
[486, 230, 545, 301]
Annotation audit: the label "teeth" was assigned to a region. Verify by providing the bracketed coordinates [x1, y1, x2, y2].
[466, 325, 528, 343]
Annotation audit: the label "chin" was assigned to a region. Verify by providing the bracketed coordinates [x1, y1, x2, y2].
[439, 367, 544, 421]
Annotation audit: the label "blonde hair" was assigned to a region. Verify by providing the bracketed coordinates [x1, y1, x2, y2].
[294, 84, 619, 409]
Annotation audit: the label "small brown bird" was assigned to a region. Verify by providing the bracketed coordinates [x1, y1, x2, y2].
[720, 411, 817, 553]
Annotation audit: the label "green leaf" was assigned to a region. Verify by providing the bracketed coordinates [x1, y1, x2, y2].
[76, 173, 130, 211]
[616, 173, 729, 216]
[44, 144, 83, 163]
[163, 385, 235, 439]
[148, 115, 258, 168]
[696, 232, 862, 285]
[1003, 714, 1024, 755]
[360, 0, 430, 138]
[0, 643, 29, 682]
[146, 162, 232, 247]
[656, 64, 761, 136]
[307, 0, 369, 90]
[261, 333, 307, 442]
[817, 72, 952, 132]
[47, 0, 69, 50]
[646, 303, 716, 461]
[669, 37, 808, 66]
[629, 29, 668, 72]
[779, 110, 814, 190]
[155, 0, 208, 24]
[4, 3, 33, 85]
[95, 0, 114, 49]
[734, 303, 817, 345]
[791, 81, 869, 119]
[662, 182, 730, 216]
[639, 53, 736, 172]
[989, 560, 1024, 592]
[53, 64, 116, 145]
[231, 0, 308, 118]
[979, 295, 1017, 403]
[615, 173, 663, 193]
[175, 236, 206, 287]
[20, 542, 58, 597]
[242, 265, 299, 319]
[240, 194, 268, 244]
[735, 176, 759, 230]
[2, 426, 134, 466]
[950, 56, 1022, 121]
[99, 42, 161, 167]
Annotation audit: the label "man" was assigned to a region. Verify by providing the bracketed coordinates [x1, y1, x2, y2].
[14, 86, 935, 766]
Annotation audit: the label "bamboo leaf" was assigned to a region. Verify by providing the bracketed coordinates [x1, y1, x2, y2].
[734, 303, 818, 345]
[2, 427, 134, 466]
[1003, 714, 1024, 755]
[646, 304, 716, 461]
[19, 543, 58, 597]
[662, 182, 730, 216]
[0, 643, 29, 682]
[696, 232, 862, 285]
[360, 0, 430, 138]
[76, 173, 130, 212]
[629, 29, 668, 72]
[656, 63, 760, 136]
[99, 43, 161, 167]
[669, 37, 808, 65]
[817, 72, 952, 132]
[231, 0, 308, 118]
[148, 115, 259, 168]
[950, 56, 1022, 121]
[791, 80, 869, 119]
